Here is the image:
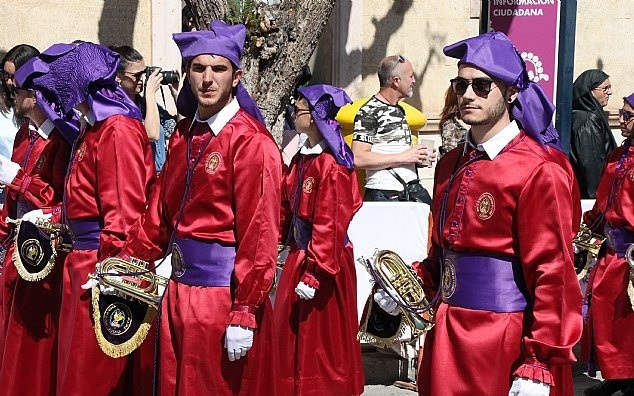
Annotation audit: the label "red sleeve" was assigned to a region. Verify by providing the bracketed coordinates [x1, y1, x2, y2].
[514, 162, 583, 383]
[303, 162, 355, 278]
[227, 131, 282, 329]
[95, 119, 156, 260]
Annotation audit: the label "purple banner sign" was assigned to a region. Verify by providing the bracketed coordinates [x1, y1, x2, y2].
[488, 0, 561, 102]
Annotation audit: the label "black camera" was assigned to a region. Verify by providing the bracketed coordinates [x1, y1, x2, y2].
[145, 66, 180, 85]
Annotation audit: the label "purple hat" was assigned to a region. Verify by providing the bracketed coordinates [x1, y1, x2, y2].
[297, 84, 353, 169]
[444, 31, 561, 150]
[173, 20, 265, 125]
[15, 55, 80, 143]
[625, 93, 634, 109]
[15, 42, 141, 131]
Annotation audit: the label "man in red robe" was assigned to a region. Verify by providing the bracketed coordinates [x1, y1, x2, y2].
[377, 32, 582, 396]
[125, 20, 281, 396]
[275, 84, 364, 396]
[20, 42, 156, 396]
[0, 48, 73, 396]
[581, 93, 634, 396]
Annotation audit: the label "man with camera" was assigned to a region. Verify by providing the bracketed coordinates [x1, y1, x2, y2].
[111, 45, 179, 173]
[351, 54, 433, 203]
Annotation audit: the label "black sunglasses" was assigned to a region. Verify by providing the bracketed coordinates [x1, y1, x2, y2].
[450, 77, 498, 97]
[389, 54, 406, 75]
[619, 109, 634, 122]
[0, 70, 14, 82]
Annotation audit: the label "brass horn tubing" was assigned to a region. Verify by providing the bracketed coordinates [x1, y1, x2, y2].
[573, 224, 604, 256]
[626, 244, 634, 270]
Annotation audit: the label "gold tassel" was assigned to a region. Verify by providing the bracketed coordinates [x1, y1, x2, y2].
[91, 287, 157, 358]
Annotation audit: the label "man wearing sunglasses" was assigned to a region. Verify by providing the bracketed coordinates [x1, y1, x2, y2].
[0, 49, 73, 396]
[351, 54, 433, 203]
[375, 32, 582, 396]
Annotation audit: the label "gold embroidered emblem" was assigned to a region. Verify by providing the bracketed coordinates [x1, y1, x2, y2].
[76, 142, 87, 162]
[475, 192, 495, 220]
[34, 156, 46, 172]
[442, 257, 457, 299]
[630, 171, 634, 182]
[302, 177, 314, 193]
[205, 152, 221, 174]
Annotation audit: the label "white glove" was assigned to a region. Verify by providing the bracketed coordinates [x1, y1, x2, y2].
[0, 154, 20, 185]
[80, 262, 122, 296]
[21, 209, 52, 224]
[295, 281, 316, 299]
[374, 288, 401, 316]
[508, 377, 550, 396]
[224, 325, 254, 362]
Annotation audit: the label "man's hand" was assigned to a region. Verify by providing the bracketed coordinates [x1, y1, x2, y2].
[295, 281, 316, 299]
[400, 145, 427, 165]
[373, 288, 401, 316]
[508, 377, 550, 396]
[225, 325, 254, 362]
[0, 154, 20, 185]
[21, 209, 52, 224]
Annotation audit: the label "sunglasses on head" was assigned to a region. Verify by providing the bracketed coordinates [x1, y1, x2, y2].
[389, 54, 406, 75]
[450, 77, 498, 97]
[619, 109, 634, 122]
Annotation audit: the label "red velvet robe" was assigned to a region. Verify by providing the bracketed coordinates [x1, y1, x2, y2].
[0, 122, 70, 396]
[57, 115, 155, 396]
[415, 132, 582, 396]
[275, 146, 364, 396]
[583, 141, 634, 379]
[126, 110, 282, 396]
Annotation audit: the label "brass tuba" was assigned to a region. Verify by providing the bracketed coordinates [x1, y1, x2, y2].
[574, 224, 604, 257]
[573, 224, 604, 279]
[88, 256, 169, 309]
[360, 250, 435, 334]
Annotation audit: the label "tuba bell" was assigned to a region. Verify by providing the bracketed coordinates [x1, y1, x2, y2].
[357, 250, 434, 346]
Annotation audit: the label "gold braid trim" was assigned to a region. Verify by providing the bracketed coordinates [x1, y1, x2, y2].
[90, 287, 157, 358]
[11, 237, 56, 282]
[357, 293, 408, 348]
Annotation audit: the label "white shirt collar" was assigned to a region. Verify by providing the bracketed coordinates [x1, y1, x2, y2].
[193, 98, 240, 136]
[34, 118, 54, 140]
[462, 120, 520, 160]
[299, 139, 327, 155]
[81, 109, 96, 129]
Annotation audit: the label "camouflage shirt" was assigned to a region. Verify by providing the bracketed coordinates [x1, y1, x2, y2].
[352, 96, 417, 190]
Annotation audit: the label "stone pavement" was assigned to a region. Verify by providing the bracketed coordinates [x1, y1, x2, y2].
[362, 355, 603, 395]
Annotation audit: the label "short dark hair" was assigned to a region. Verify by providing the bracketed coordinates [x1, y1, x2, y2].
[108, 45, 144, 73]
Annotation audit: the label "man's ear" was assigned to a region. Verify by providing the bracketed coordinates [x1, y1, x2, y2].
[507, 86, 519, 104]
[232, 69, 243, 88]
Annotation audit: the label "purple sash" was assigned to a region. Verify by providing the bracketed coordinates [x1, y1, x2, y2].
[442, 250, 530, 312]
[16, 200, 34, 218]
[171, 237, 235, 287]
[292, 217, 349, 250]
[604, 223, 634, 257]
[67, 218, 102, 250]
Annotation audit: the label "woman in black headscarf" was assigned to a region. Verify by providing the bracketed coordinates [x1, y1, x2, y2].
[570, 69, 617, 199]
